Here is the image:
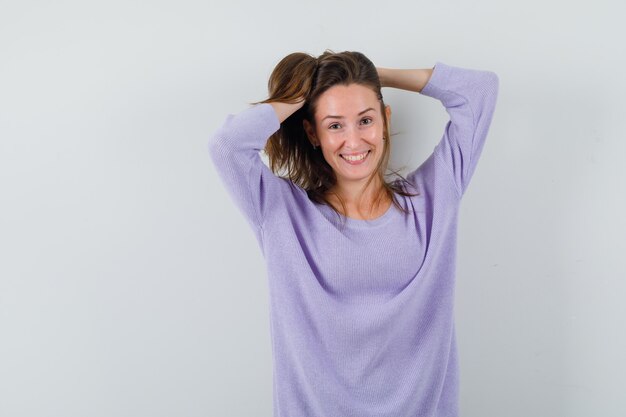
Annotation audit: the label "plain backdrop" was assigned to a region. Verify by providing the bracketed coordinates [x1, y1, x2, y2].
[1, 1, 624, 416]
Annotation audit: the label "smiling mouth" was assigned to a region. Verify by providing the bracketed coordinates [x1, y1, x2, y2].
[340, 150, 371, 162]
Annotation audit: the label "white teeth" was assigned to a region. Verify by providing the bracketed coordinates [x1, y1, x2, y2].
[342, 151, 369, 161]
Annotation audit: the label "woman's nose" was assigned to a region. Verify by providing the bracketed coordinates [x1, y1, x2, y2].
[344, 126, 363, 147]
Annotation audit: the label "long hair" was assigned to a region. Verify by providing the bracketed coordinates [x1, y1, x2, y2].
[251, 49, 419, 227]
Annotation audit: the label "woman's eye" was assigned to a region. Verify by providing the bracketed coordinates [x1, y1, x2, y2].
[329, 118, 371, 129]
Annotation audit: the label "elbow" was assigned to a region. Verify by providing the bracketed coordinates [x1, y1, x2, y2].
[472, 71, 500, 122]
[207, 128, 231, 161]
[207, 132, 221, 158]
[477, 71, 500, 110]
[208, 114, 237, 158]
[484, 71, 499, 99]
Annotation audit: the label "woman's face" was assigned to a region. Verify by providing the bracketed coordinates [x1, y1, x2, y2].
[303, 83, 391, 188]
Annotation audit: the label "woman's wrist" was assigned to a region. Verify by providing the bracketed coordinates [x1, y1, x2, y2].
[377, 67, 434, 93]
[376, 67, 391, 88]
[269, 99, 305, 124]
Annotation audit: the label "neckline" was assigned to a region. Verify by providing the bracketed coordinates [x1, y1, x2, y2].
[316, 197, 396, 228]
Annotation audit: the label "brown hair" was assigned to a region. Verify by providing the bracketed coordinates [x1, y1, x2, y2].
[251, 49, 419, 227]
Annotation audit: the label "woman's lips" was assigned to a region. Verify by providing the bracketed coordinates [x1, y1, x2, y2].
[340, 150, 371, 165]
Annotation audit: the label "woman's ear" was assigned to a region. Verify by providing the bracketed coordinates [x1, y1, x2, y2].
[303, 119, 318, 147]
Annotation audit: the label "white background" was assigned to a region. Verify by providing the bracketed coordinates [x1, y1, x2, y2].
[1, 1, 624, 416]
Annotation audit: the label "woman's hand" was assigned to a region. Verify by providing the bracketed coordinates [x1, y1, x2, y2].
[269, 98, 306, 124]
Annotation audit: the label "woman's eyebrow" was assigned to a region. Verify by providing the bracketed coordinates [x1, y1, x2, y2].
[322, 107, 375, 121]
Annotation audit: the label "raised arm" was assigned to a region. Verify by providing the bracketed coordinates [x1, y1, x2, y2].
[379, 62, 499, 197]
[207, 100, 303, 242]
[269, 99, 305, 123]
[376, 66, 434, 93]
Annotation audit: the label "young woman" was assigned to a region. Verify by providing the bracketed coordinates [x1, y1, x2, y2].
[208, 50, 499, 417]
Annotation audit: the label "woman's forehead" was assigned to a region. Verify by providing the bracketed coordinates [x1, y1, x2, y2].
[315, 84, 380, 117]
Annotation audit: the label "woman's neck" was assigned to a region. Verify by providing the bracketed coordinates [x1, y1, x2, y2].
[325, 180, 391, 219]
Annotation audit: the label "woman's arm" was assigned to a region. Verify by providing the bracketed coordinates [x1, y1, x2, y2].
[208, 103, 288, 243]
[269, 99, 305, 123]
[376, 67, 434, 93]
[380, 62, 499, 198]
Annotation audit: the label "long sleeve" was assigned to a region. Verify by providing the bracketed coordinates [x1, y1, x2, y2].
[207, 102, 283, 241]
[418, 62, 500, 198]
